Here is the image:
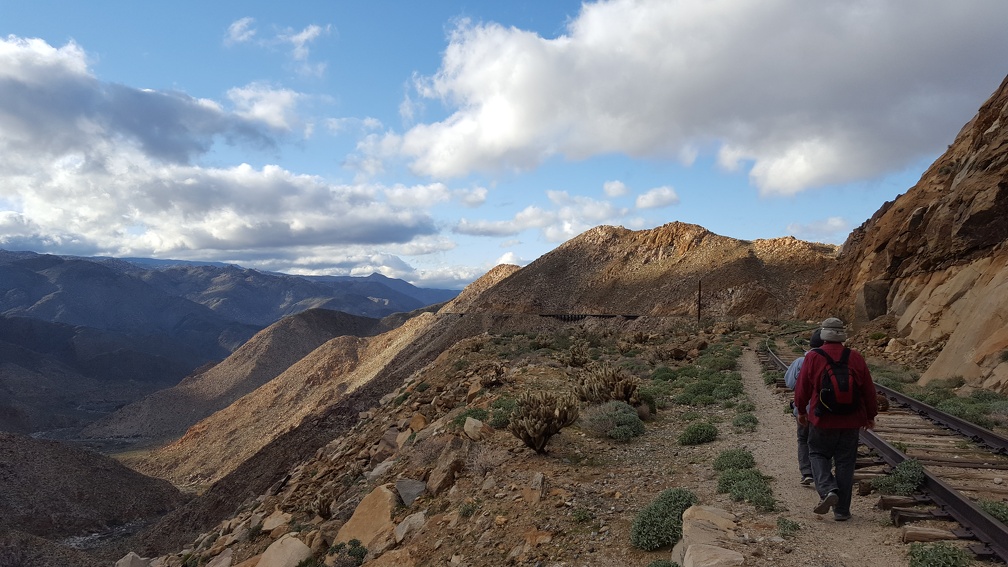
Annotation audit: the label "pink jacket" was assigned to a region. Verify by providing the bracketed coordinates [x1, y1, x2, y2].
[794, 342, 877, 429]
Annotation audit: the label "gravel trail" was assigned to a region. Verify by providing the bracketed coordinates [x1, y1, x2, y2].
[740, 344, 910, 567]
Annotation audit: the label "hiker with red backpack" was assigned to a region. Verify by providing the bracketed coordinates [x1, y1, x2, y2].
[794, 317, 878, 521]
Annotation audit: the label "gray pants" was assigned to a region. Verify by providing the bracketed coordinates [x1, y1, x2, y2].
[808, 426, 860, 515]
[796, 420, 813, 478]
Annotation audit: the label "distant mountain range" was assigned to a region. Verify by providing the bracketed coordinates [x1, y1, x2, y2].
[0, 250, 457, 435]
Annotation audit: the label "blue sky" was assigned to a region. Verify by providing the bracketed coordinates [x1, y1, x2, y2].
[2, 1, 1007, 288]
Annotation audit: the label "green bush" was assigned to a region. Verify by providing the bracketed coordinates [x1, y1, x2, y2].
[776, 516, 800, 538]
[639, 380, 673, 411]
[651, 366, 677, 381]
[871, 459, 925, 496]
[712, 448, 756, 471]
[489, 395, 517, 428]
[908, 542, 972, 567]
[580, 401, 646, 441]
[735, 400, 756, 412]
[732, 412, 758, 432]
[572, 507, 595, 523]
[459, 501, 479, 517]
[630, 488, 698, 550]
[979, 499, 1008, 524]
[678, 422, 718, 445]
[716, 468, 776, 511]
[451, 407, 489, 428]
[763, 370, 781, 385]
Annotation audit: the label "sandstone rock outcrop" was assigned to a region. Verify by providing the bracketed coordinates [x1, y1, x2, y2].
[799, 74, 1008, 391]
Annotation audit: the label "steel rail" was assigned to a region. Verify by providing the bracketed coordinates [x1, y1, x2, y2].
[859, 429, 1008, 562]
[874, 383, 1008, 454]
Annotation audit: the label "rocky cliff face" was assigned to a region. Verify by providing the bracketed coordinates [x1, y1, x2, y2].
[799, 74, 1008, 390]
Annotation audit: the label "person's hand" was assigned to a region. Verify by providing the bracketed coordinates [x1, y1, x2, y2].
[797, 414, 808, 427]
[865, 419, 875, 430]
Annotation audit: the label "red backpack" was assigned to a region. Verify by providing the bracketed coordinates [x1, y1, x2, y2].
[811, 347, 859, 415]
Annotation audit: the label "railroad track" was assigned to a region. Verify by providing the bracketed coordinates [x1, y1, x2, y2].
[759, 337, 1008, 563]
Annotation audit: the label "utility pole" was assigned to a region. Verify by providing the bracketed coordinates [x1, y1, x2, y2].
[697, 278, 701, 327]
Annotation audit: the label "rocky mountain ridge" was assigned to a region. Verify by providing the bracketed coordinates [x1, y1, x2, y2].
[0, 251, 456, 438]
[461, 222, 836, 319]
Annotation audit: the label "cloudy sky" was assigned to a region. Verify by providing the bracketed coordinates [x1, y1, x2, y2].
[2, 1, 1007, 288]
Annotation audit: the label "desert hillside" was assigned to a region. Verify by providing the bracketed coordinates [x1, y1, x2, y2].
[0, 432, 186, 541]
[799, 73, 1008, 391]
[461, 222, 836, 319]
[79, 309, 386, 447]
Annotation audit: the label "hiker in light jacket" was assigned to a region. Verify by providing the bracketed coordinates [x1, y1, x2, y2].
[794, 317, 877, 522]
[784, 328, 823, 487]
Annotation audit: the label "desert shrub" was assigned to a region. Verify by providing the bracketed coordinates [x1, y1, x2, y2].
[639, 380, 673, 412]
[979, 499, 1008, 524]
[763, 370, 781, 385]
[696, 345, 740, 371]
[939, 400, 995, 429]
[735, 400, 756, 412]
[651, 366, 677, 381]
[571, 506, 595, 523]
[507, 390, 579, 453]
[459, 501, 479, 517]
[296, 558, 324, 567]
[680, 410, 702, 421]
[871, 459, 925, 495]
[451, 407, 489, 429]
[466, 444, 510, 477]
[716, 468, 776, 511]
[581, 401, 645, 440]
[630, 488, 698, 550]
[732, 412, 758, 432]
[908, 542, 972, 567]
[776, 516, 800, 538]
[489, 395, 517, 428]
[712, 448, 755, 471]
[577, 361, 640, 404]
[646, 561, 679, 567]
[678, 422, 717, 445]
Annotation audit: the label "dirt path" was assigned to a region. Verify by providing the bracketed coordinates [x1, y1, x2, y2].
[740, 344, 910, 567]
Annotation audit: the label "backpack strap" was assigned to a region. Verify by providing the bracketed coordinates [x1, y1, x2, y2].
[812, 347, 850, 366]
[811, 348, 833, 364]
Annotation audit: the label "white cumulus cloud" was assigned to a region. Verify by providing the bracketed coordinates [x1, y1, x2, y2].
[635, 186, 680, 209]
[386, 0, 1008, 195]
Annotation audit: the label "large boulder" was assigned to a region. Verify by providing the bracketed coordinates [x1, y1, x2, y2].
[334, 484, 398, 549]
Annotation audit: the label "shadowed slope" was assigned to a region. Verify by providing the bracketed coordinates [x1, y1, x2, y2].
[80, 309, 383, 445]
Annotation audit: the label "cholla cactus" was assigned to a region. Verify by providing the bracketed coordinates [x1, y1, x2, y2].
[576, 362, 640, 405]
[507, 390, 579, 453]
[558, 342, 592, 368]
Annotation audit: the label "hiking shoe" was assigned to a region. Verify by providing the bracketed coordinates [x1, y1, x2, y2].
[834, 512, 851, 521]
[800, 476, 814, 487]
[814, 491, 839, 514]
